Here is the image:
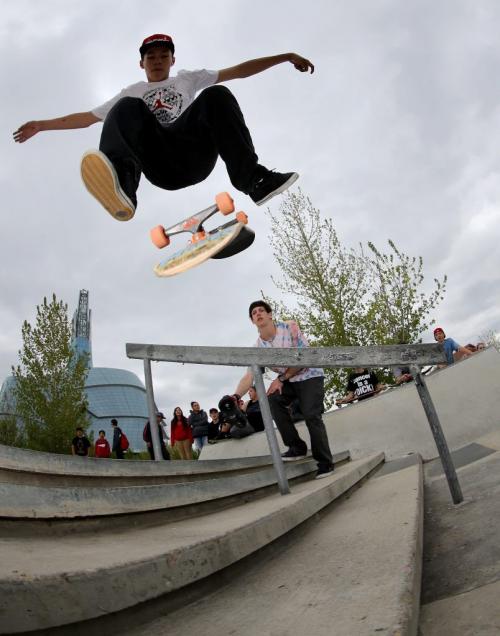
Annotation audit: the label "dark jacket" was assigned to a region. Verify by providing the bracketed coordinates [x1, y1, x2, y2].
[143, 422, 167, 446]
[245, 399, 265, 432]
[188, 409, 209, 438]
[143, 422, 170, 460]
[112, 426, 122, 452]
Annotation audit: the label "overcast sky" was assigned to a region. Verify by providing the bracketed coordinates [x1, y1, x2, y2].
[2, 0, 500, 416]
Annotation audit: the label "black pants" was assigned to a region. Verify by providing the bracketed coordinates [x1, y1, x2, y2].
[268, 376, 333, 469]
[99, 85, 259, 196]
[147, 443, 170, 460]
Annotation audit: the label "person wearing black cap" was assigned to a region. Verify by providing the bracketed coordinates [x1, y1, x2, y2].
[143, 412, 170, 460]
[14, 33, 314, 221]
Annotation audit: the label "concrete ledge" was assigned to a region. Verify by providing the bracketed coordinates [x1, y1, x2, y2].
[0, 453, 383, 633]
[0, 451, 350, 519]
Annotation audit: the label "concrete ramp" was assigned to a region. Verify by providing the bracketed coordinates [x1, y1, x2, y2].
[203, 347, 500, 461]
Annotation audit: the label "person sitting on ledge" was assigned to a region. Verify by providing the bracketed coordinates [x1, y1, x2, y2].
[433, 327, 473, 367]
[336, 368, 386, 406]
[393, 365, 413, 385]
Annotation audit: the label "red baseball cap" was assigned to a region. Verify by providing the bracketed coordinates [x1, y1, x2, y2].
[433, 327, 445, 336]
[140, 34, 175, 57]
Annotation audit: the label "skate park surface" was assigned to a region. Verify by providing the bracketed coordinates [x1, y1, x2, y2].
[0, 347, 498, 634]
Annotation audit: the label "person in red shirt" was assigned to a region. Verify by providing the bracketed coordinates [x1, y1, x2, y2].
[170, 407, 193, 460]
[94, 430, 111, 458]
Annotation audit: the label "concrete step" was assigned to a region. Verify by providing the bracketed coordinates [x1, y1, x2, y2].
[0, 452, 382, 634]
[0, 450, 350, 520]
[123, 454, 424, 636]
[0, 442, 350, 486]
[0, 458, 315, 519]
[0, 442, 291, 486]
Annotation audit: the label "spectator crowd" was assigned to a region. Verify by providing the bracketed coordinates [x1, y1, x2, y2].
[70, 388, 266, 460]
[335, 326, 488, 406]
[71, 318, 490, 466]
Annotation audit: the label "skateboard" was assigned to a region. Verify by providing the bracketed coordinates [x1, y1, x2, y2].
[150, 193, 255, 277]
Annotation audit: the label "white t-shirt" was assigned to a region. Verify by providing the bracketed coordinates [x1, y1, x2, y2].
[91, 69, 218, 126]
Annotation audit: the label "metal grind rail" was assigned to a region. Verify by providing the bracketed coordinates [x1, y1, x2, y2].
[126, 343, 463, 504]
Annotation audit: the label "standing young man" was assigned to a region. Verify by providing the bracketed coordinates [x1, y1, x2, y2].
[188, 401, 209, 453]
[110, 418, 124, 460]
[234, 301, 334, 479]
[13, 34, 313, 221]
[143, 412, 170, 460]
[94, 430, 111, 458]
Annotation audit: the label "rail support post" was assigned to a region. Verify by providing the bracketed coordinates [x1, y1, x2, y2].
[412, 366, 464, 504]
[252, 365, 290, 495]
[144, 359, 164, 462]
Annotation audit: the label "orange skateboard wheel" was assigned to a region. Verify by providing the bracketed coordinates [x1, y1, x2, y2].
[150, 225, 170, 248]
[236, 211, 248, 224]
[192, 230, 207, 243]
[215, 192, 235, 215]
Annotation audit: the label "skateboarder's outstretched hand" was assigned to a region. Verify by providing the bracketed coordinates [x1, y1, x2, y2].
[288, 53, 315, 74]
[14, 112, 99, 144]
[13, 121, 43, 143]
[217, 52, 315, 83]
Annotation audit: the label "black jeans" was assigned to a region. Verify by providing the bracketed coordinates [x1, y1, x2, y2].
[147, 443, 170, 460]
[268, 376, 333, 469]
[99, 85, 259, 196]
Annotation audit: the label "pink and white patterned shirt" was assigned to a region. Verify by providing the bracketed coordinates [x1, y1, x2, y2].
[255, 320, 323, 382]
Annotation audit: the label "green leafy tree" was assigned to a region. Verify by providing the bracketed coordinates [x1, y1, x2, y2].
[12, 295, 90, 453]
[265, 190, 447, 404]
[366, 240, 447, 346]
[0, 414, 25, 447]
[0, 389, 25, 447]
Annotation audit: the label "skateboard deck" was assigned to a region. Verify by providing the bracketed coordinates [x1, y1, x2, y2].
[151, 193, 255, 278]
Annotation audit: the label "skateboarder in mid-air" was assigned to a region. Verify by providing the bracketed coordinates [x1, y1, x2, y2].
[13, 34, 314, 221]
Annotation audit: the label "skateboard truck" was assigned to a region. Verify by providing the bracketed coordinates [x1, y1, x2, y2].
[150, 192, 248, 249]
[150, 192, 254, 277]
